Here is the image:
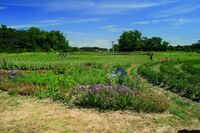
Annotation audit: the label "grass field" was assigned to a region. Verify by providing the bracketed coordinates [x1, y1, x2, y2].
[0, 52, 200, 132]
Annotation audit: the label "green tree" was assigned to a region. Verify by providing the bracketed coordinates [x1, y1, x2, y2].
[141, 37, 169, 51]
[192, 40, 200, 50]
[118, 30, 142, 51]
[0, 25, 70, 52]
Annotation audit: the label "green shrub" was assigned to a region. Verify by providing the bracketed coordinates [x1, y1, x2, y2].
[75, 84, 169, 112]
[138, 60, 200, 102]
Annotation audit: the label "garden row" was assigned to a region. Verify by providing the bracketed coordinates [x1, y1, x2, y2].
[0, 58, 104, 70]
[138, 60, 200, 102]
[181, 60, 200, 76]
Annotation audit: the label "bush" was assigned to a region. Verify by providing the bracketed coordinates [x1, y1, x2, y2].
[138, 63, 164, 85]
[133, 91, 169, 112]
[75, 84, 169, 112]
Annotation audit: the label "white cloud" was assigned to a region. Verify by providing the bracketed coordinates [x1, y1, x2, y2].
[9, 18, 104, 28]
[155, 5, 200, 17]
[133, 21, 151, 25]
[64, 31, 103, 37]
[101, 25, 120, 32]
[132, 18, 199, 25]
[173, 18, 200, 25]
[173, 18, 188, 25]
[100, 25, 132, 32]
[37, 17, 66, 24]
[71, 39, 112, 48]
[133, 18, 173, 25]
[38, 17, 104, 25]
[1, 0, 170, 15]
[80, 1, 170, 15]
[98, 2, 160, 9]
[95, 39, 111, 48]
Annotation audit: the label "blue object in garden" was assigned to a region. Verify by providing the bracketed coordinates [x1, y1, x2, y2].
[9, 75, 15, 79]
[115, 67, 128, 77]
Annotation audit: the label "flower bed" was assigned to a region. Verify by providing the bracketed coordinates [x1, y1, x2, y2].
[75, 84, 169, 112]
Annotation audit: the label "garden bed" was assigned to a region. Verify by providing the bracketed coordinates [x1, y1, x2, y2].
[74, 84, 169, 112]
[0, 82, 46, 95]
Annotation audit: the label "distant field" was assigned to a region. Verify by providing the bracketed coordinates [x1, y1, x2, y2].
[0, 52, 200, 132]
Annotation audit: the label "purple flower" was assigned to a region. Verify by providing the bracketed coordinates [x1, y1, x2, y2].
[79, 84, 134, 95]
[7, 70, 12, 75]
[11, 70, 18, 75]
[94, 84, 100, 91]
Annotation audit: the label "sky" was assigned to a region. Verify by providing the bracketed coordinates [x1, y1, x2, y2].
[0, 0, 200, 48]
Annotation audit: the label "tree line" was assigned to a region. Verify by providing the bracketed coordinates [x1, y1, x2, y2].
[113, 30, 200, 52]
[171, 40, 200, 52]
[0, 25, 70, 52]
[0, 25, 199, 53]
[113, 30, 169, 52]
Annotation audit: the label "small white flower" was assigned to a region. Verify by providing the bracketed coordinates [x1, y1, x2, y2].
[111, 73, 116, 77]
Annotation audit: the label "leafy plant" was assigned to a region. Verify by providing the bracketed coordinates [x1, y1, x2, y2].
[75, 84, 168, 112]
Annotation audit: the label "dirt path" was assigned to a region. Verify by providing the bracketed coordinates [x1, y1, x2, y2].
[127, 64, 137, 80]
[127, 64, 135, 75]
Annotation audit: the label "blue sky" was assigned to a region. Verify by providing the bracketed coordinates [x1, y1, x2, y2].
[0, 0, 200, 48]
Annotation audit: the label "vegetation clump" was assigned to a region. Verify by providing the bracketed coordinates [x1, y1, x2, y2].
[0, 25, 70, 52]
[138, 60, 200, 102]
[76, 84, 169, 112]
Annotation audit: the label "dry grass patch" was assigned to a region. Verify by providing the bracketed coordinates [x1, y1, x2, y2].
[0, 93, 199, 133]
[0, 82, 46, 95]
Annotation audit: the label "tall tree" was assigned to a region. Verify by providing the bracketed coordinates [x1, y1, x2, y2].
[0, 25, 70, 52]
[118, 30, 142, 51]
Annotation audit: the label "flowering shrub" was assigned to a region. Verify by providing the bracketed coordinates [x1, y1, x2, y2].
[106, 67, 129, 85]
[75, 84, 169, 112]
[0, 70, 18, 80]
[79, 84, 136, 95]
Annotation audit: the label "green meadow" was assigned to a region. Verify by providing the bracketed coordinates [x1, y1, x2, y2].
[0, 52, 200, 132]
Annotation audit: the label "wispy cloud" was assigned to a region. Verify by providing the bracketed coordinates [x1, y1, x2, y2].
[155, 5, 200, 17]
[1, 0, 170, 15]
[133, 18, 174, 25]
[48, 1, 171, 15]
[38, 17, 103, 25]
[100, 25, 132, 32]
[9, 17, 104, 28]
[98, 2, 161, 9]
[101, 25, 120, 32]
[172, 18, 200, 25]
[133, 18, 200, 25]
[133, 21, 151, 25]
[71, 39, 112, 48]
[64, 31, 103, 37]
